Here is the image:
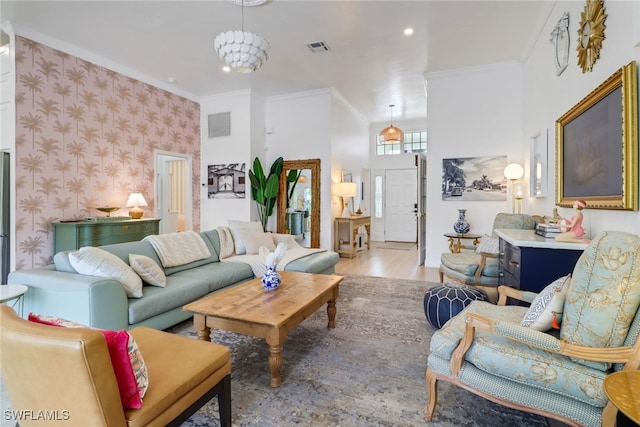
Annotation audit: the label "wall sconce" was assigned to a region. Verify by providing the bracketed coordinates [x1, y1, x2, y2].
[503, 163, 524, 214]
[332, 182, 357, 218]
[126, 193, 148, 219]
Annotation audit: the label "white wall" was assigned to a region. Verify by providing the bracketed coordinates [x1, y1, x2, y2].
[330, 91, 370, 217]
[522, 0, 640, 238]
[424, 61, 524, 267]
[200, 90, 258, 231]
[265, 89, 333, 248]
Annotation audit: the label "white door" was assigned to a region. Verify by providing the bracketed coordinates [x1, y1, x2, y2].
[384, 168, 417, 242]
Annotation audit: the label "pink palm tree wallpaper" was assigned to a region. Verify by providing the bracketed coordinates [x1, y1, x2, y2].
[14, 36, 201, 269]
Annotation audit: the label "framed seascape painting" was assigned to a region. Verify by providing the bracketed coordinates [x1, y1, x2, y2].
[555, 61, 638, 210]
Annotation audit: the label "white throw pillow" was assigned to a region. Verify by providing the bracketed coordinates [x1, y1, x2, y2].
[521, 274, 570, 331]
[272, 233, 302, 250]
[129, 254, 166, 287]
[228, 220, 263, 255]
[70, 247, 143, 298]
[243, 232, 276, 255]
[475, 235, 499, 254]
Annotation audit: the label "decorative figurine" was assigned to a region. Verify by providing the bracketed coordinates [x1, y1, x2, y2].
[555, 200, 589, 243]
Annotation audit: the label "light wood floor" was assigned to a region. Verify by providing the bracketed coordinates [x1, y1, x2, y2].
[334, 241, 440, 282]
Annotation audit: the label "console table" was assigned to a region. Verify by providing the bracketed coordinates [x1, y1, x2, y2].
[53, 218, 160, 253]
[494, 229, 587, 293]
[334, 216, 370, 258]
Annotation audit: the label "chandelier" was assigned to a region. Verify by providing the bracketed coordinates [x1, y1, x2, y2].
[379, 104, 404, 143]
[214, 0, 270, 73]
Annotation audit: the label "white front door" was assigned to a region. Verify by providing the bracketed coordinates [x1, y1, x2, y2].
[384, 168, 417, 242]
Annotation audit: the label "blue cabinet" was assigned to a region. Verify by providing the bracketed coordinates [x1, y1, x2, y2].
[495, 229, 587, 293]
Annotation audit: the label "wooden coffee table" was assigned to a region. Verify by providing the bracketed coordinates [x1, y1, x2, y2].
[183, 271, 342, 387]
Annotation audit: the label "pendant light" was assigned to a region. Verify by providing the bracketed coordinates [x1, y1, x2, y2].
[214, 0, 270, 73]
[379, 104, 404, 143]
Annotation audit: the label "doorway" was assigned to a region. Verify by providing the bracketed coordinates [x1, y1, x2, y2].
[155, 151, 192, 234]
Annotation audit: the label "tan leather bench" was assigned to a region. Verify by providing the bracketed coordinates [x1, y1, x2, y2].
[0, 305, 231, 426]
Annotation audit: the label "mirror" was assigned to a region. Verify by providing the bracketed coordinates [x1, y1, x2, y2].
[277, 159, 320, 248]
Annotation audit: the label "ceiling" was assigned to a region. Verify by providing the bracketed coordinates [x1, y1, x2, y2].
[1, 1, 552, 124]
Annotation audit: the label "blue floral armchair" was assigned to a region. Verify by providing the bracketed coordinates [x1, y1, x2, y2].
[425, 231, 640, 427]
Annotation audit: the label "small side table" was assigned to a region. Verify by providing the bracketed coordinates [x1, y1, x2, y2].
[444, 233, 482, 253]
[0, 284, 28, 317]
[334, 216, 371, 259]
[603, 370, 640, 426]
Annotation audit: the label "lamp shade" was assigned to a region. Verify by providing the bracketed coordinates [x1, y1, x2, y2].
[126, 193, 148, 207]
[379, 104, 404, 143]
[379, 125, 405, 143]
[332, 182, 357, 197]
[504, 163, 524, 180]
[126, 193, 147, 219]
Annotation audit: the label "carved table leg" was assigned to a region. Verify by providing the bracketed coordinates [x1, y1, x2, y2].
[268, 344, 283, 388]
[193, 314, 211, 341]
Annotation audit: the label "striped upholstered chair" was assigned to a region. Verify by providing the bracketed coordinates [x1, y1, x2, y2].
[425, 230, 640, 427]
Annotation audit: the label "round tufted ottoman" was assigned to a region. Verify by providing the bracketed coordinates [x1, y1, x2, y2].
[423, 283, 488, 329]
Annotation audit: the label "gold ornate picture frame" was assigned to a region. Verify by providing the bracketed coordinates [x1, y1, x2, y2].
[555, 61, 638, 210]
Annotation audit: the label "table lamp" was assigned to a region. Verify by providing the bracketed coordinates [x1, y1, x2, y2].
[332, 182, 357, 218]
[126, 193, 148, 219]
[503, 163, 524, 214]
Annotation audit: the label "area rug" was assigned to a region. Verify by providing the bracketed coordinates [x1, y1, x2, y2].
[375, 241, 417, 250]
[172, 274, 549, 427]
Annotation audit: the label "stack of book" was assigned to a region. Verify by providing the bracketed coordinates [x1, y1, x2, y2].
[535, 223, 561, 238]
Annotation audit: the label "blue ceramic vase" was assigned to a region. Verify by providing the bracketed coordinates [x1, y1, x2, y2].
[453, 209, 470, 234]
[261, 266, 281, 291]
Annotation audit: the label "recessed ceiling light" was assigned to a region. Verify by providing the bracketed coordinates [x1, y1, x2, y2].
[222, 66, 231, 73]
[168, 77, 177, 83]
[404, 28, 414, 36]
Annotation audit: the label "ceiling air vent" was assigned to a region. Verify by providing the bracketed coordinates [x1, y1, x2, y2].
[305, 41, 331, 53]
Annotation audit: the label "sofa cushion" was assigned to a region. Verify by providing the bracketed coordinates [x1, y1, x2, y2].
[70, 247, 143, 298]
[228, 220, 263, 255]
[521, 275, 570, 331]
[169, 262, 254, 293]
[284, 251, 340, 274]
[100, 241, 162, 267]
[127, 276, 211, 324]
[129, 254, 166, 287]
[430, 301, 609, 407]
[28, 313, 149, 409]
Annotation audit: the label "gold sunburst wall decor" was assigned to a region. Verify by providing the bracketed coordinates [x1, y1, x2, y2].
[577, 0, 607, 73]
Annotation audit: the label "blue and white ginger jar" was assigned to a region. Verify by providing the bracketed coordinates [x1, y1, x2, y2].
[261, 266, 281, 291]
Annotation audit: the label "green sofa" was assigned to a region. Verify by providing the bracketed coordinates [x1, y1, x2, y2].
[7, 229, 339, 331]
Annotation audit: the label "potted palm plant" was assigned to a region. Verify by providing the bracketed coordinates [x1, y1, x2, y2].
[248, 156, 284, 231]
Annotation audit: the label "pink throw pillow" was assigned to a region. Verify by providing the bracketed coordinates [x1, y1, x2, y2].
[28, 313, 148, 409]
